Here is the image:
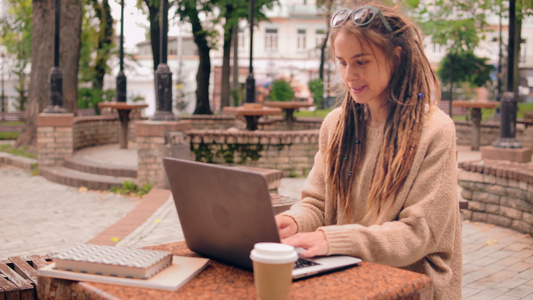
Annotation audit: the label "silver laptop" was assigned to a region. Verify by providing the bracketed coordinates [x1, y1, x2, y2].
[162, 157, 361, 279]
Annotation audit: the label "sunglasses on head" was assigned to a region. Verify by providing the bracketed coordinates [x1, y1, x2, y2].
[331, 6, 393, 32]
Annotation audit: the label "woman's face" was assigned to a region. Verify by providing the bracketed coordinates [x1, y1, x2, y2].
[333, 29, 392, 108]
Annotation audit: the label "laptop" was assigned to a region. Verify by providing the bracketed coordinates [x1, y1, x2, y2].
[162, 157, 361, 279]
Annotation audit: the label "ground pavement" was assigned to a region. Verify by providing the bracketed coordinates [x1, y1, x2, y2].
[0, 143, 532, 299]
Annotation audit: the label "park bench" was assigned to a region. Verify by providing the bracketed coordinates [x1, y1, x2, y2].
[0, 254, 53, 300]
[0, 111, 26, 122]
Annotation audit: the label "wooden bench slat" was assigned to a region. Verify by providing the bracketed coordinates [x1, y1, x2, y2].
[7, 257, 38, 287]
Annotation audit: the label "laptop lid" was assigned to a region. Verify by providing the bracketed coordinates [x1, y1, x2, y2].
[162, 157, 280, 271]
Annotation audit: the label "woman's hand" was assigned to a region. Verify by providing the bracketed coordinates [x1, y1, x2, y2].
[275, 215, 298, 239]
[282, 231, 328, 258]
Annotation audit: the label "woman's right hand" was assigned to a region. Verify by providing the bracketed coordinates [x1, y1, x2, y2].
[275, 215, 298, 239]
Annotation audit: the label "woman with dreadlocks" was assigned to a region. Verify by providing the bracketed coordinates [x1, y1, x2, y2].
[276, 3, 462, 299]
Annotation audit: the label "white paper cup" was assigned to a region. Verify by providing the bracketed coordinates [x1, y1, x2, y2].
[250, 243, 298, 300]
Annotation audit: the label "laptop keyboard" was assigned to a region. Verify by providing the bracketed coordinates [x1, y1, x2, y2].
[294, 258, 320, 269]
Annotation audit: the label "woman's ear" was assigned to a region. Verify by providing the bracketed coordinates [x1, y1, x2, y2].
[393, 46, 402, 70]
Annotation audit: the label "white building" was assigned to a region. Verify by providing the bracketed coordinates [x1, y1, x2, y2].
[105, 0, 533, 117]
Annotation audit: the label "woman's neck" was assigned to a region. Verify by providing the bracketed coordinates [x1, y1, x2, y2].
[366, 102, 389, 128]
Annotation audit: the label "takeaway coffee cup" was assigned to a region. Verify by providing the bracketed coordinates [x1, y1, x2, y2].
[250, 242, 298, 300]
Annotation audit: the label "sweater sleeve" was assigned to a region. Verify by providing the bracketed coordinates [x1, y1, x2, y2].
[280, 108, 342, 232]
[320, 111, 459, 267]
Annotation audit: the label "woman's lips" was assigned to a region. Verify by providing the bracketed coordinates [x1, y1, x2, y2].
[350, 85, 366, 94]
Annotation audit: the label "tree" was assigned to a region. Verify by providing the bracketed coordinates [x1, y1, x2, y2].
[0, 0, 32, 112]
[88, 0, 115, 91]
[438, 51, 495, 91]
[412, 0, 490, 116]
[174, 0, 218, 114]
[216, 0, 277, 111]
[16, 0, 82, 150]
[137, 0, 160, 86]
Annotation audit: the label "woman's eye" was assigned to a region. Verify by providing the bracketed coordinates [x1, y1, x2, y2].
[338, 61, 347, 67]
[357, 60, 369, 65]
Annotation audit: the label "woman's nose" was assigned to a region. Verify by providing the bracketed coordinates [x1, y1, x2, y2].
[345, 65, 360, 81]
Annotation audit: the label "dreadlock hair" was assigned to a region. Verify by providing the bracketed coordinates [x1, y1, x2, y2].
[326, 2, 441, 224]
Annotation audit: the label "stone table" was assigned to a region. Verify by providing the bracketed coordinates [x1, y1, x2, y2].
[452, 100, 498, 150]
[37, 241, 433, 299]
[223, 103, 282, 131]
[98, 102, 148, 149]
[263, 101, 315, 130]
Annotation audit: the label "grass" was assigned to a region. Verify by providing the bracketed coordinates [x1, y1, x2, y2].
[294, 108, 334, 118]
[111, 180, 153, 197]
[0, 132, 20, 140]
[0, 143, 37, 159]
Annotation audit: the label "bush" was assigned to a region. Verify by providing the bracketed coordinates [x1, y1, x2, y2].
[270, 78, 294, 102]
[308, 79, 324, 109]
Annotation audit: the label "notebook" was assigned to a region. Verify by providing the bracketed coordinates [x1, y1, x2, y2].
[162, 157, 361, 279]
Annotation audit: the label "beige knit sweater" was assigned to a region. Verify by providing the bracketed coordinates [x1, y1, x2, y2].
[282, 107, 462, 299]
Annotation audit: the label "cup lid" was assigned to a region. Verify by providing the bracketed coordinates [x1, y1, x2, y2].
[250, 243, 298, 264]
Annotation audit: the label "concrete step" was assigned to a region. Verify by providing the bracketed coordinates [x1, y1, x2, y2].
[63, 157, 137, 178]
[40, 166, 135, 191]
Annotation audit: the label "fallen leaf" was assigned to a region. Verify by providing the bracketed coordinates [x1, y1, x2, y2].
[154, 219, 161, 223]
[111, 237, 120, 242]
[78, 187, 88, 192]
[486, 240, 499, 245]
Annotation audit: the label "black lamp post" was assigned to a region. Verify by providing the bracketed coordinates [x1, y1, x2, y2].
[1, 51, 5, 113]
[116, 0, 127, 102]
[44, 0, 67, 113]
[492, 0, 521, 148]
[151, 0, 175, 120]
[245, 0, 255, 104]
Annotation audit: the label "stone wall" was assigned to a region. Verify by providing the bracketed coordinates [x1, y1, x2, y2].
[455, 120, 532, 149]
[136, 120, 193, 187]
[73, 116, 119, 150]
[37, 114, 74, 166]
[458, 160, 533, 234]
[184, 129, 319, 177]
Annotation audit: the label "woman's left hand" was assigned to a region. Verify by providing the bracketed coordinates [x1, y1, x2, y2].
[281, 230, 329, 258]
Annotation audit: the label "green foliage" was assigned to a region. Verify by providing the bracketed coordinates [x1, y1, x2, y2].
[191, 143, 263, 164]
[77, 88, 116, 114]
[270, 78, 294, 102]
[308, 79, 324, 109]
[438, 52, 495, 88]
[0, 0, 32, 111]
[0, 143, 36, 159]
[294, 108, 333, 118]
[111, 180, 153, 197]
[231, 87, 243, 107]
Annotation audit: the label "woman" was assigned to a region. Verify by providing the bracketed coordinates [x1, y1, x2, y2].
[276, 3, 462, 299]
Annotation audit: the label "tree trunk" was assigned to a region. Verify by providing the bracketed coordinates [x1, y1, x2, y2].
[144, 0, 160, 88]
[220, 20, 233, 111]
[16, 0, 54, 150]
[61, 0, 82, 113]
[93, 0, 113, 92]
[16, 0, 81, 149]
[188, 3, 212, 115]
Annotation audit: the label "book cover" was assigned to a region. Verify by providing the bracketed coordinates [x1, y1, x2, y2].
[38, 255, 210, 291]
[52, 244, 172, 279]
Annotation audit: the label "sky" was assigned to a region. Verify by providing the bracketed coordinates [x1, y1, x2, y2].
[109, 0, 182, 50]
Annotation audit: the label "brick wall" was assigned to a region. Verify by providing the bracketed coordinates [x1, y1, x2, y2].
[184, 129, 319, 177]
[458, 160, 533, 234]
[455, 121, 532, 149]
[73, 116, 119, 150]
[37, 114, 74, 166]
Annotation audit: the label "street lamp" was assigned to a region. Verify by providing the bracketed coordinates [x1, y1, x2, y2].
[151, 0, 175, 120]
[116, 0, 127, 102]
[245, 0, 255, 104]
[492, 0, 520, 148]
[43, 0, 67, 113]
[1, 46, 5, 113]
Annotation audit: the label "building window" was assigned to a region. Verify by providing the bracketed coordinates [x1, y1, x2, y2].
[265, 28, 278, 51]
[238, 27, 245, 50]
[315, 29, 325, 48]
[297, 29, 306, 50]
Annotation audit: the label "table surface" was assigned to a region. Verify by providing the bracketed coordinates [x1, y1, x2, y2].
[452, 100, 498, 109]
[38, 241, 433, 299]
[223, 105, 282, 116]
[98, 102, 148, 110]
[263, 101, 315, 109]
